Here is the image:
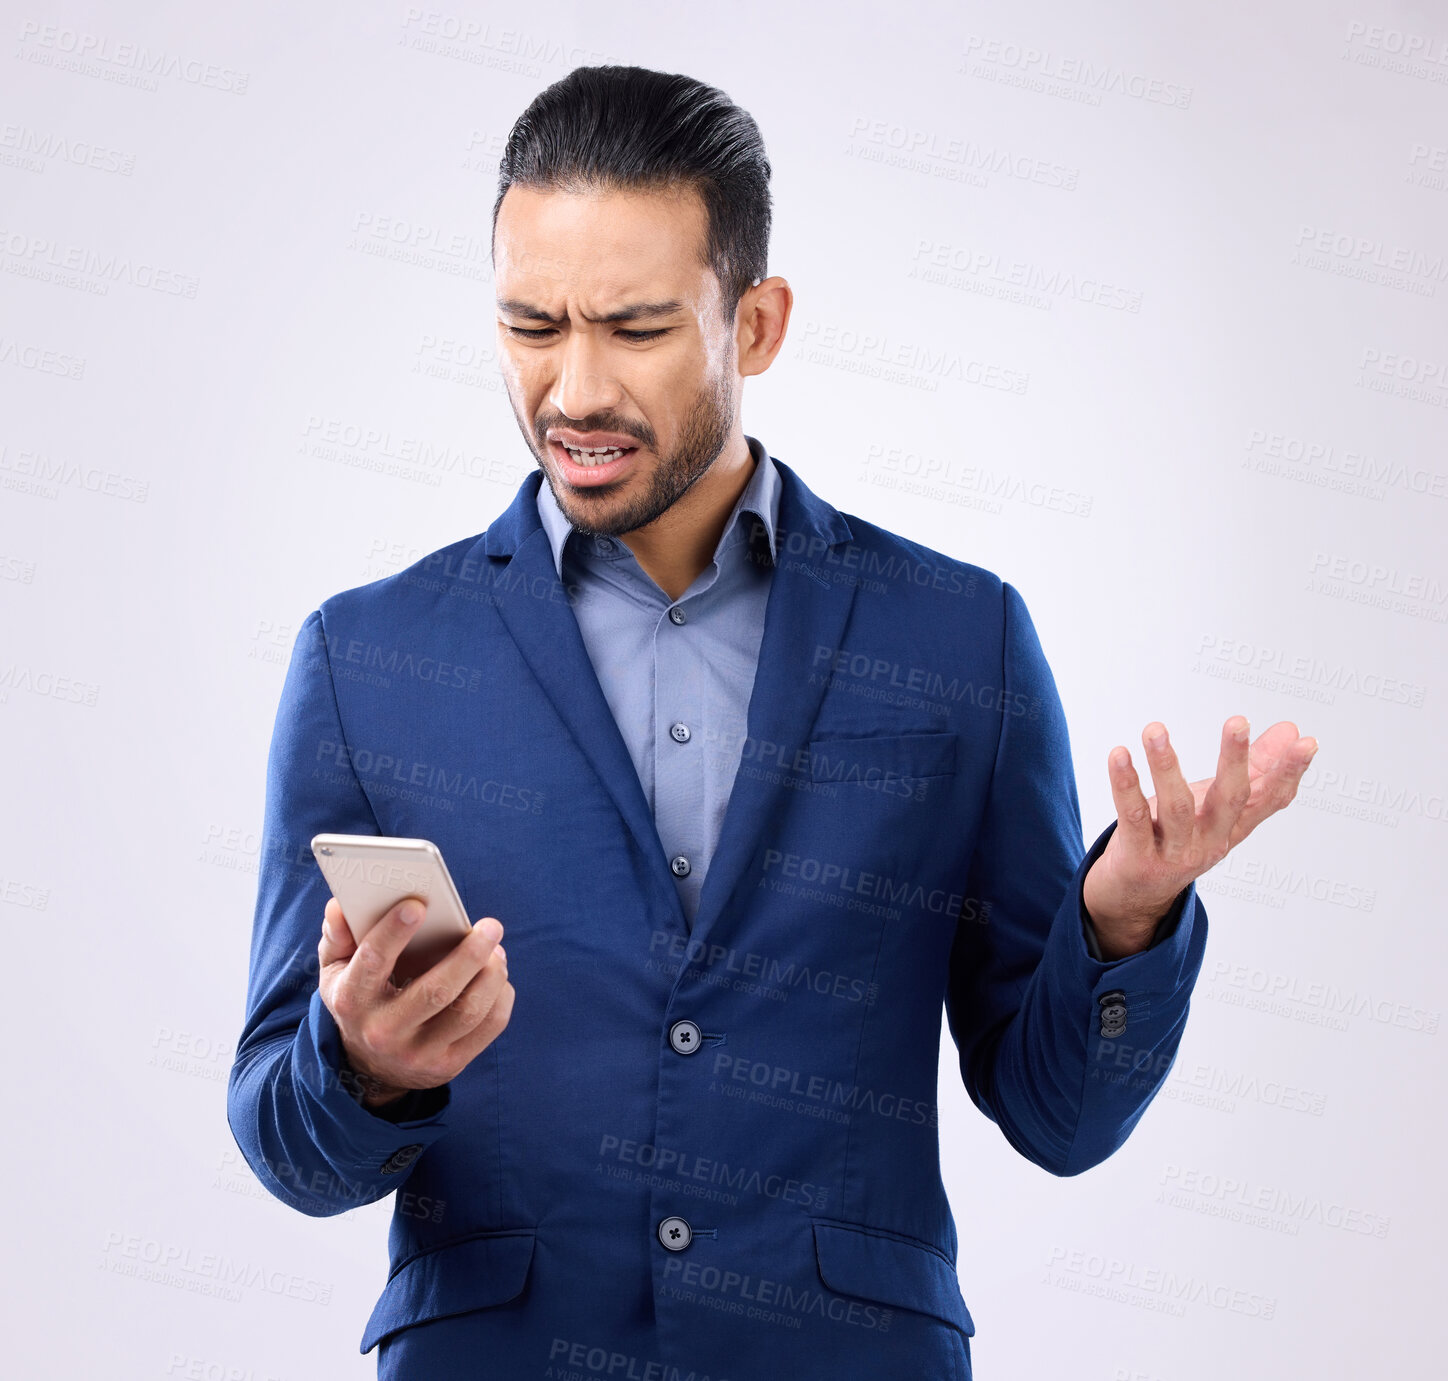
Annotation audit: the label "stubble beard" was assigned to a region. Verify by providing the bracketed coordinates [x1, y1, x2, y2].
[527, 366, 736, 540]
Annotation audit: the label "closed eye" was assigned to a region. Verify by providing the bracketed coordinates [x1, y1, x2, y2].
[502, 325, 671, 342]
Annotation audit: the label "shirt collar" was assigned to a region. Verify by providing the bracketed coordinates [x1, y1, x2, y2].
[534, 434, 780, 580]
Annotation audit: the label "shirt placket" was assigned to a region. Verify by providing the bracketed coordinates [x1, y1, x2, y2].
[652, 555, 729, 930]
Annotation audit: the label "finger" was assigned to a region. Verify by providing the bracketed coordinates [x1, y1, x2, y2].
[1142, 722, 1196, 860]
[1246, 720, 1300, 782]
[396, 916, 505, 1021]
[1106, 744, 1155, 853]
[1199, 715, 1251, 859]
[445, 975, 516, 1070]
[423, 944, 510, 1046]
[1231, 734, 1318, 843]
[346, 895, 430, 1000]
[318, 897, 357, 968]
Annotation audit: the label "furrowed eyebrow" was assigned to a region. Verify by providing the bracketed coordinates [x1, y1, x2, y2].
[497, 299, 684, 325]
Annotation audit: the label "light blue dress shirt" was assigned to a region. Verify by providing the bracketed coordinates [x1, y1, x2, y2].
[536, 434, 780, 928]
[535, 434, 1164, 957]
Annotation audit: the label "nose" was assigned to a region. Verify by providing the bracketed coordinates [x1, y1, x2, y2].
[548, 329, 624, 423]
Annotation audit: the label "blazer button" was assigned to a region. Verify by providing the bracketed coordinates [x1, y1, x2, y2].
[380, 1143, 424, 1175]
[668, 1019, 702, 1055]
[670, 855, 691, 877]
[657, 1215, 693, 1251]
[1098, 989, 1128, 1038]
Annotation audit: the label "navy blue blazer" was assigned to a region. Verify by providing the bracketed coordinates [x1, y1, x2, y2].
[228, 452, 1207, 1380]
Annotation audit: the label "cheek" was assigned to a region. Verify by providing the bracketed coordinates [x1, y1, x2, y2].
[497, 351, 545, 401]
[647, 350, 714, 415]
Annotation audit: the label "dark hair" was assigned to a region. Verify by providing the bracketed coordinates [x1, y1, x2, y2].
[493, 65, 772, 323]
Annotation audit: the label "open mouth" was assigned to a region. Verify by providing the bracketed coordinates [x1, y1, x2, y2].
[549, 439, 641, 486]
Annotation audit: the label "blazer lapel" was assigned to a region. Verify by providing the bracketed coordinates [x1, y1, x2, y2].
[483, 473, 687, 933]
[480, 456, 859, 946]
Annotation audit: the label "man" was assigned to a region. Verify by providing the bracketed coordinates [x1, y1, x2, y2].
[228, 65, 1317, 1380]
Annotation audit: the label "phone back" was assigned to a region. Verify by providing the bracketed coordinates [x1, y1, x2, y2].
[310, 834, 472, 982]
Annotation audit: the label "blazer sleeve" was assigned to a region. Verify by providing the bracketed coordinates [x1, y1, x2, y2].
[226, 607, 453, 1217]
[944, 581, 1209, 1176]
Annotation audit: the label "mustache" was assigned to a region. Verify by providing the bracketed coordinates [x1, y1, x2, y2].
[537, 418, 653, 447]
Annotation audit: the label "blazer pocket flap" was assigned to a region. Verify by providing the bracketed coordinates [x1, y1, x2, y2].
[811, 1219, 975, 1337]
[361, 1228, 536, 1354]
[807, 731, 958, 784]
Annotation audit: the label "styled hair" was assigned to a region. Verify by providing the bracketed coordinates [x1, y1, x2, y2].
[493, 65, 772, 322]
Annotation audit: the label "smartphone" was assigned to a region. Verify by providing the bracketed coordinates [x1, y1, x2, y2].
[311, 833, 474, 985]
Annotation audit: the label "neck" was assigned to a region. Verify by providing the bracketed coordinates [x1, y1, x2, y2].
[620, 433, 755, 602]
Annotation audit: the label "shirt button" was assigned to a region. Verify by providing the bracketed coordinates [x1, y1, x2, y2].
[670, 854, 691, 878]
[670, 721, 691, 743]
[657, 1215, 693, 1251]
[595, 536, 617, 555]
[668, 1019, 702, 1055]
[668, 606, 687, 625]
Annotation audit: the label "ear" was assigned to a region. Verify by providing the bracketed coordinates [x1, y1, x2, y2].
[736, 276, 793, 378]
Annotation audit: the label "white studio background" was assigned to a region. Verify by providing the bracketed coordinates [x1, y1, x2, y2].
[2, 1, 1442, 1377]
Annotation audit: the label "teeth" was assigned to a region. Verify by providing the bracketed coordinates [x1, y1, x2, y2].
[564, 444, 630, 466]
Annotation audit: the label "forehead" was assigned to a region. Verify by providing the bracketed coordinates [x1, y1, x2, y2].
[493, 183, 713, 305]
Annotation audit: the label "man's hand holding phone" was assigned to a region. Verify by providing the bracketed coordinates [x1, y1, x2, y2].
[317, 896, 514, 1110]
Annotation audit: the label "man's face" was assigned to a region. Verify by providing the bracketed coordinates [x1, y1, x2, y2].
[493, 183, 739, 538]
